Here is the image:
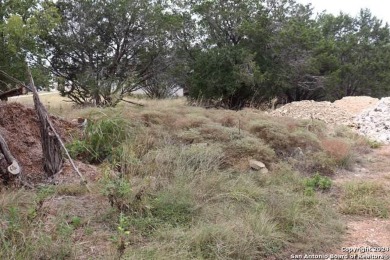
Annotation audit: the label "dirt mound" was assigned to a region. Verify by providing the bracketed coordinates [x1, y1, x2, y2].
[269, 96, 390, 144]
[334, 96, 379, 115]
[268, 100, 353, 125]
[0, 102, 77, 186]
[269, 96, 381, 126]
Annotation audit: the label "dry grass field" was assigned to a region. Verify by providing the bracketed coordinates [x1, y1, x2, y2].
[1, 95, 387, 259]
[9, 91, 74, 117]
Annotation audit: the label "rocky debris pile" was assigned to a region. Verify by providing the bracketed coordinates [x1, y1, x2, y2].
[334, 96, 379, 115]
[268, 100, 354, 125]
[354, 97, 390, 144]
[269, 96, 389, 144]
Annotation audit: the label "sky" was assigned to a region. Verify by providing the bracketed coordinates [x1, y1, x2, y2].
[296, 0, 390, 24]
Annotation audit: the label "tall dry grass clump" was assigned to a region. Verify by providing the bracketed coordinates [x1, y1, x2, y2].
[321, 138, 354, 168]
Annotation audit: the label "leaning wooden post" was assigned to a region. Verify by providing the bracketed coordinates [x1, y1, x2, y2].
[28, 69, 63, 176]
[27, 68, 89, 190]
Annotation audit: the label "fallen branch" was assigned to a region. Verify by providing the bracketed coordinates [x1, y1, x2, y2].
[0, 86, 26, 101]
[0, 133, 21, 175]
[120, 99, 145, 107]
[0, 70, 32, 92]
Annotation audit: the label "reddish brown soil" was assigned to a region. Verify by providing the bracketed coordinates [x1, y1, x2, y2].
[0, 102, 79, 186]
[331, 145, 390, 257]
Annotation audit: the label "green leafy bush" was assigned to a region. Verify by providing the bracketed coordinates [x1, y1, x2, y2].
[304, 173, 332, 195]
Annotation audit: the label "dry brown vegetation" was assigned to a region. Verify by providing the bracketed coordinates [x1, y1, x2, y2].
[0, 96, 377, 259]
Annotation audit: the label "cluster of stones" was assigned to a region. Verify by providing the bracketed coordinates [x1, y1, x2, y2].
[268, 96, 390, 144]
[354, 97, 390, 144]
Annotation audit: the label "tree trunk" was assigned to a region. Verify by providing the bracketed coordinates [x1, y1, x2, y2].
[28, 70, 63, 176]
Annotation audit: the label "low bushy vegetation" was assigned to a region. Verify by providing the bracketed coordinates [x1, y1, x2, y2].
[340, 181, 390, 218]
[1, 98, 373, 259]
[0, 190, 74, 259]
[304, 173, 332, 196]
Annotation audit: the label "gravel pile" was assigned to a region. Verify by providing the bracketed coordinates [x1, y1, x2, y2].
[269, 100, 354, 125]
[354, 97, 390, 144]
[334, 96, 379, 115]
[269, 96, 390, 144]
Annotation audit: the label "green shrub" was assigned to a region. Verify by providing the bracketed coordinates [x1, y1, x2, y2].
[102, 175, 134, 212]
[227, 136, 276, 165]
[67, 117, 132, 163]
[36, 185, 56, 203]
[249, 120, 292, 151]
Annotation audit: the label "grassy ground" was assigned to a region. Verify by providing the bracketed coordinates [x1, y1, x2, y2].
[1, 96, 376, 259]
[9, 92, 74, 117]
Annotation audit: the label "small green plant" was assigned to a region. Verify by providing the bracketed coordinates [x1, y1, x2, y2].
[69, 216, 82, 229]
[36, 185, 56, 203]
[66, 140, 88, 159]
[117, 213, 131, 236]
[4, 206, 22, 237]
[102, 173, 134, 212]
[150, 192, 194, 227]
[304, 186, 315, 196]
[57, 221, 74, 237]
[367, 139, 381, 149]
[112, 213, 131, 258]
[304, 173, 332, 195]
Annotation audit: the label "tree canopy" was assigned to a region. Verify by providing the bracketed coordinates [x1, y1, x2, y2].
[2, 0, 390, 108]
[0, 0, 59, 90]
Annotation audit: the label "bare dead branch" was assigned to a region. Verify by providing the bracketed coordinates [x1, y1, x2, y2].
[0, 70, 32, 92]
[120, 99, 145, 106]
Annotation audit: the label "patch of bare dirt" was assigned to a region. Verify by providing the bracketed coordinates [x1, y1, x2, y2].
[334, 145, 390, 185]
[54, 160, 101, 185]
[341, 216, 390, 247]
[331, 145, 390, 256]
[41, 194, 115, 259]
